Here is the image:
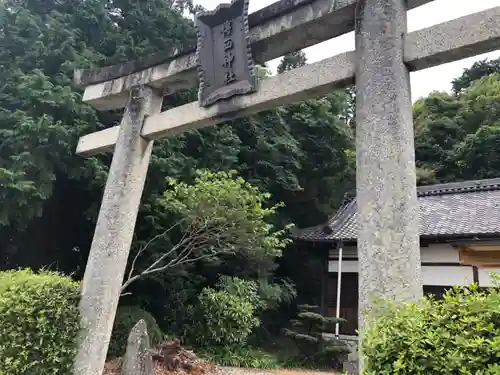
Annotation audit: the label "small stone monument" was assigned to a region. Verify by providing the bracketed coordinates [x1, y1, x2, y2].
[121, 319, 154, 375]
[343, 360, 359, 375]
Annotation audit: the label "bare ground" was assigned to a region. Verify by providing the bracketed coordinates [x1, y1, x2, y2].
[217, 368, 336, 375]
[103, 361, 337, 375]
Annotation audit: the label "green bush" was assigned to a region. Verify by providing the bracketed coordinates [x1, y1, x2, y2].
[109, 305, 164, 358]
[0, 269, 80, 375]
[283, 304, 349, 369]
[188, 287, 260, 346]
[200, 345, 280, 369]
[216, 276, 260, 308]
[362, 284, 500, 374]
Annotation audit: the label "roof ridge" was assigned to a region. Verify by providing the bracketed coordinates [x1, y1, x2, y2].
[297, 178, 500, 242]
[417, 177, 500, 196]
[338, 178, 500, 201]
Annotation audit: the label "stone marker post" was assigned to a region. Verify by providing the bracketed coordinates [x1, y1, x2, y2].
[355, 0, 423, 367]
[121, 319, 154, 375]
[74, 85, 162, 375]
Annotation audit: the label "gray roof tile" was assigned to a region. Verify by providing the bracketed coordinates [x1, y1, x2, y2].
[295, 178, 500, 242]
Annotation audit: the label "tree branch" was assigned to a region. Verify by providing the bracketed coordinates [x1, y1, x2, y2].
[127, 219, 185, 282]
[121, 219, 234, 294]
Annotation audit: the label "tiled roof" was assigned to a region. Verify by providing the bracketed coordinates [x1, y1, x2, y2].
[294, 178, 500, 242]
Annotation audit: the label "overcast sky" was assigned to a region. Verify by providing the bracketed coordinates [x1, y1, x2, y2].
[196, 0, 500, 101]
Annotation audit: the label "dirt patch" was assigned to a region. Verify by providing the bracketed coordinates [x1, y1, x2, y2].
[103, 358, 216, 375]
[103, 340, 336, 375]
[272, 370, 336, 375]
[103, 340, 216, 375]
[217, 367, 336, 375]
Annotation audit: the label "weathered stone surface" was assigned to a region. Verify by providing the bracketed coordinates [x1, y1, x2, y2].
[354, 0, 422, 369]
[77, 51, 355, 155]
[121, 320, 154, 375]
[75, 0, 434, 110]
[195, 0, 257, 107]
[405, 4, 500, 71]
[343, 360, 359, 375]
[73, 86, 162, 375]
[76, 4, 500, 156]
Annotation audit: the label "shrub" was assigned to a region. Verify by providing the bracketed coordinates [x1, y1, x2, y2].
[0, 269, 80, 375]
[283, 304, 349, 369]
[109, 305, 164, 358]
[188, 286, 260, 346]
[200, 345, 280, 368]
[217, 276, 297, 312]
[362, 284, 500, 374]
[216, 276, 260, 307]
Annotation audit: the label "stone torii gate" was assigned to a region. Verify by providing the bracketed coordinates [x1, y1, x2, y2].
[72, 0, 500, 373]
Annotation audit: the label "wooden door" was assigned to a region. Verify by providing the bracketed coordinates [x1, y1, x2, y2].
[326, 272, 358, 335]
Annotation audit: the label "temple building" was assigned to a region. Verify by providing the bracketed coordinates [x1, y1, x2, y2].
[293, 178, 500, 337]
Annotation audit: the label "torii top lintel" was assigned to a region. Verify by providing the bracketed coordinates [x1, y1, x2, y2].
[72, 0, 434, 104]
[73, 0, 316, 89]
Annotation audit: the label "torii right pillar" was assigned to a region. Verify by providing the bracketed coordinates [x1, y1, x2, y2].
[355, 0, 423, 368]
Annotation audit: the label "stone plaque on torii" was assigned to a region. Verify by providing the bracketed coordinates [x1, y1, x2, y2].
[71, 0, 500, 373]
[195, 0, 257, 107]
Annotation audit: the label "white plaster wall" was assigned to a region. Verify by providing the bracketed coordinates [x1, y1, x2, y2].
[421, 244, 460, 263]
[421, 265, 474, 286]
[328, 260, 358, 273]
[327, 244, 500, 287]
[330, 243, 460, 263]
[329, 260, 474, 286]
[478, 268, 500, 287]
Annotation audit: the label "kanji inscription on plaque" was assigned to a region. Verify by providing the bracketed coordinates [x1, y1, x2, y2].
[195, 0, 257, 107]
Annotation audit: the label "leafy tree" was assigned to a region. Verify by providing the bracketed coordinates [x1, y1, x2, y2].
[0, 0, 107, 229]
[413, 91, 464, 180]
[284, 304, 349, 369]
[457, 73, 500, 133]
[277, 50, 307, 73]
[451, 125, 500, 180]
[239, 51, 355, 228]
[122, 170, 291, 292]
[0, 0, 200, 272]
[412, 73, 500, 184]
[452, 57, 500, 94]
[187, 277, 261, 347]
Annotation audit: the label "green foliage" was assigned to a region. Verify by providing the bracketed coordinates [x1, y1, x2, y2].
[274, 93, 355, 227]
[216, 275, 261, 307]
[277, 50, 307, 73]
[256, 278, 297, 311]
[162, 169, 291, 259]
[452, 57, 500, 94]
[413, 91, 465, 173]
[215, 275, 296, 313]
[362, 284, 500, 375]
[283, 305, 349, 369]
[0, 0, 201, 271]
[0, 269, 80, 374]
[413, 66, 500, 184]
[125, 170, 293, 295]
[200, 346, 281, 369]
[188, 285, 260, 346]
[108, 305, 164, 359]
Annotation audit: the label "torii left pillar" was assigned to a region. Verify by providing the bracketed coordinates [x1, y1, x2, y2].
[74, 85, 162, 375]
